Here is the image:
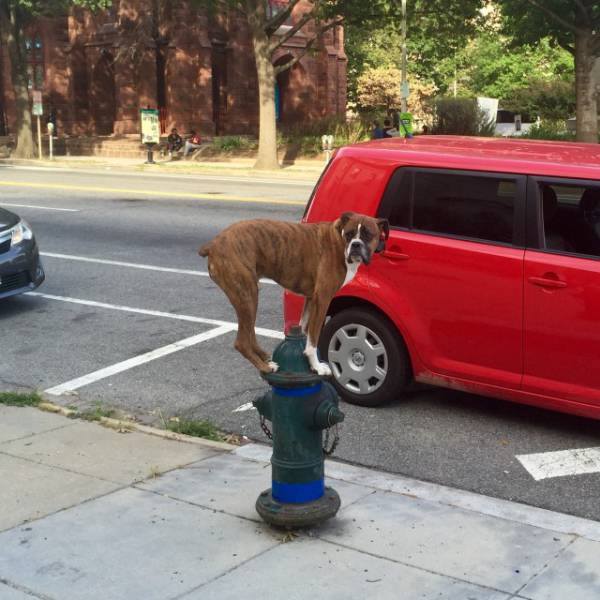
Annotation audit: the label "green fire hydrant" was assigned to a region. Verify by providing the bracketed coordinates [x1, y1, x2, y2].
[253, 326, 345, 528]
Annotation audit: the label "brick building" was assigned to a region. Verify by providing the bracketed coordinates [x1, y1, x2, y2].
[0, 1, 347, 138]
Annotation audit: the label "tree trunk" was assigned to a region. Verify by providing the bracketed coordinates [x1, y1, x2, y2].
[574, 26, 599, 143]
[247, 0, 280, 170]
[0, 3, 34, 158]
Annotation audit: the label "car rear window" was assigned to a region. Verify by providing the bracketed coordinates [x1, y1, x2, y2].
[537, 182, 600, 258]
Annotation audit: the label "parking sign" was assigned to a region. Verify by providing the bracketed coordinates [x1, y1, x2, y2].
[32, 90, 43, 116]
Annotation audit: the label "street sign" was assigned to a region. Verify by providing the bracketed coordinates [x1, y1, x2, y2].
[140, 108, 160, 145]
[32, 90, 43, 116]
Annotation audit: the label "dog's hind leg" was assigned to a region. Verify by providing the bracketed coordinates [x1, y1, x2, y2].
[227, 280, 274, 373]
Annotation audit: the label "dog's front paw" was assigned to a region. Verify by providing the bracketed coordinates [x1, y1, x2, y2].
[268, 361, 279, 373]
[314, 362, 332, 377]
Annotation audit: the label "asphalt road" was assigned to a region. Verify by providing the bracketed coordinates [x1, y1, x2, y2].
[2, 164, 600, 522]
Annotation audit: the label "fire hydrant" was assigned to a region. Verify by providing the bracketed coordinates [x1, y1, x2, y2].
[253, 326, 345, 528]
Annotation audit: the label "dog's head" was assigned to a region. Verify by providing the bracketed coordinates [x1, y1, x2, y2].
[335, 212, 390, 265]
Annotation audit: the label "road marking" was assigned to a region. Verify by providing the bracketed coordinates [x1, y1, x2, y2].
[45, 325, 234, 395]
[516, 447, 600, 481]
[0, 202, 79, 212]
[233, 402, 256, 413]
[39, 252, 277, 285]
[0, 180, 306, 206]
[25, 292, 284, 339]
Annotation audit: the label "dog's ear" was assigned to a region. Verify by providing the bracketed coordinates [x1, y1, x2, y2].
[375, 218, 390, 253]
[335, 211, 354, 236]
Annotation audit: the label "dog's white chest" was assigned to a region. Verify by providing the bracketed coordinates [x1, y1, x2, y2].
[342, 262, 359, 287]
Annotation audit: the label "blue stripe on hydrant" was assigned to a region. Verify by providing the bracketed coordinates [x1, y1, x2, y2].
[272, 479, 325, 503]
[273, 384, 322, 397]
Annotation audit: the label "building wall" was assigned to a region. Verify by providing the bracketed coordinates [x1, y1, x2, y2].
[0, 0, 347, 138]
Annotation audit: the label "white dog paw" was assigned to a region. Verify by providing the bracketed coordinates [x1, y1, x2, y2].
[314, 362, 332, 377]
[268, 361, 279, 373]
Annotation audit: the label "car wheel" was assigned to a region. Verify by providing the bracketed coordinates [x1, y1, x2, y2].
[318, 308, 410, 407]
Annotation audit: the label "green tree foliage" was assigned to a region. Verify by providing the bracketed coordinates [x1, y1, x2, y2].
[438, 32, 575, 120]
[346, 0, 485, 104]
[0, 0, 111, 157]
[496, 0, 600, 141]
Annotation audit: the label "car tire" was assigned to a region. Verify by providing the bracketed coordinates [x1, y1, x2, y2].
[318, 308, 410, 407]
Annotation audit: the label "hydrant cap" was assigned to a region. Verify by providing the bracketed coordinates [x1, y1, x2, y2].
[263, 326, 323, 388]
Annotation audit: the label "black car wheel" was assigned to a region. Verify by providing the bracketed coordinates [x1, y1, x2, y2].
[318, 308, 410, 407]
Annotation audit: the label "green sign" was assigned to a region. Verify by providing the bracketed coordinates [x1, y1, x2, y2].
[140, 108, 160, 145]
[399, 112, 413, 137]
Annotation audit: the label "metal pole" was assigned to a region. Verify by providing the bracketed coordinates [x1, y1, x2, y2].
[36, 116, 42, 159]
[49, 130, 53, 160]
[401, 0, 407, 114]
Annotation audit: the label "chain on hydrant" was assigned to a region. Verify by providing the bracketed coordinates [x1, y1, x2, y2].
[260, 414, 340, 455]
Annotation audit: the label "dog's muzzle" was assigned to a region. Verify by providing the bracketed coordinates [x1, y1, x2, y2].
[347, 241, 371, 265]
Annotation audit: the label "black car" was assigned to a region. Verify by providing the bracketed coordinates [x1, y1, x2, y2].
[0, 208, 45, 299]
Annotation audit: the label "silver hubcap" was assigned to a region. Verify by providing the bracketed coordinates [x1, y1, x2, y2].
[327, 323, 388, 395]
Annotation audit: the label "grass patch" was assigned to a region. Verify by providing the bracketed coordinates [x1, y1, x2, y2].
[77, 403, 118, 422]
[0, 391, 42, 407]
[212, 135, 257, 152]
[166, 416, 223, 441]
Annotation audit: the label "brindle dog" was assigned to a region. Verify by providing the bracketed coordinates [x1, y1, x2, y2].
[198, 212, 389, 375]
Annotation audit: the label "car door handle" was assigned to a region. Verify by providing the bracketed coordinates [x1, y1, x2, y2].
[528, 275, 567, 289]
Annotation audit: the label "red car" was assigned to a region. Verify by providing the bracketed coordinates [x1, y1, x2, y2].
[284, 136, 600, 419]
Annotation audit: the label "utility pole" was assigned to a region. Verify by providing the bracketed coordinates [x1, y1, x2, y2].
[400, 0, 408, 113]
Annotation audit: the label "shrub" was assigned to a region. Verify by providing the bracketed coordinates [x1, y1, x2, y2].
[502, 78, 575, 122]
[520, 120, 575, 141]
[432, 97, 494, 136]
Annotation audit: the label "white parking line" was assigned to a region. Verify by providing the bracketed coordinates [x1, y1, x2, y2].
[45, 325, 234, 396]
[517, 447, 600, 481]
[40, 252, 277, 285]
[0, 202, 79, 212]
[25, 291, 284, 339]
[233, 402, 256, 413]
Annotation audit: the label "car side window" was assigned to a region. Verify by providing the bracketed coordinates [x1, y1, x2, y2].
[412, 172, 516, 244]
[538, 182, 600, 259]
[380, 168, 517, 244]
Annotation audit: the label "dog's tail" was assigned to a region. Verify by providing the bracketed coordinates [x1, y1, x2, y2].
[198, 242, 211, 257]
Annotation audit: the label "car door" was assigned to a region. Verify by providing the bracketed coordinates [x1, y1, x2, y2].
[523, 177, 600, 405]
[375, 167, 526, 389]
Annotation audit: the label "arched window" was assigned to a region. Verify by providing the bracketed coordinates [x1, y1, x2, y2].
[24, 34, 44, 90]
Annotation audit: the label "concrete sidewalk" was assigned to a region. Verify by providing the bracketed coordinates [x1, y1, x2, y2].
[1, 405, 599, 600]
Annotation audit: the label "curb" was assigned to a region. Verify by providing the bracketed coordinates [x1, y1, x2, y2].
[36, 400, 237, 452]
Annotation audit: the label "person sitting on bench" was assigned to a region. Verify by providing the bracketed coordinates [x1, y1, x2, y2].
[183, 130, 202, 157]
[166, 128, 183, 157]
